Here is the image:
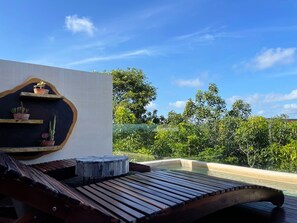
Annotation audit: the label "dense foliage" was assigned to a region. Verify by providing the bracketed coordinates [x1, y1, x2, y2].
[110, 68, 297, 173]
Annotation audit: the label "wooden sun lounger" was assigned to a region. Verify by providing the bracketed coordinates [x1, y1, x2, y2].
[0, 153, 284, 223]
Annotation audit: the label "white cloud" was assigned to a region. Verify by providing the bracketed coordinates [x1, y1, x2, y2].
[169, 100, 186, 109]
[226, 95, 241, 104]
[65, 15, 96, 36]
[247, 47, 296, 70]
[283, 104, 297, 115]
[145, 102, 157, 110]
[174, 27, 240, 43]
[66, 49, 152, 66]
[174, 78, 203, 88]
[228, 89, 297, 106]
[257, 110, 265, 115]
[263, 89, 297, 102]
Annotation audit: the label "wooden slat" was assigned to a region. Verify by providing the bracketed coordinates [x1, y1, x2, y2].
[19, 92, 64, 100]
[89, 184, 156, 215]
[102, 180, 170, 209]
[126, 175, 196, 199]
[121, 176, 189, 201]
[133, 173, 203, 196]
[97, 182, 161, 212]
[0, 146, 60, 153]
[158, 171, 230, 191]
[171, 170, 247, 186]
[0, 119, 43, 124]
[144, 171, 223, 195]
[77, 187, 136, 223]
[113, 178, 179, 206]
[118, 177, 185, 203]
[169, 170, 244, 188]
[163, 170, 237, 190]
[83, 185, 145, 219]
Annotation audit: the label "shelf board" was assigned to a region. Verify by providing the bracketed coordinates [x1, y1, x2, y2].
[0, 119, 43, 124]
[20, 92, 64, 100]
[0, 146, 60, 153]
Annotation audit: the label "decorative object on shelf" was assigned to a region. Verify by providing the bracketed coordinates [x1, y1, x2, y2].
[33, 80, 49, 95]
[10, 102, 30, 120]
[41, 115, 56, 146]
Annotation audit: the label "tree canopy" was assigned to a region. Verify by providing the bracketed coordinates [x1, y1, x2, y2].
[110, 68, 157, 122]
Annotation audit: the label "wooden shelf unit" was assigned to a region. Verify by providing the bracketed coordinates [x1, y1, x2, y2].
[0, 146, 60, 153]
[20, 92, 64, 100]
[0, 119, 43, 124]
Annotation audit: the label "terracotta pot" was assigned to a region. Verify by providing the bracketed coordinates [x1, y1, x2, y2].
[41, 140, 55, 146]
[13, 113, 30, 120]
[34, 88, 49, 95]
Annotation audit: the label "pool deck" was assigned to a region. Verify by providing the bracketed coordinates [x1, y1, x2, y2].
[197, 194, 297, 223]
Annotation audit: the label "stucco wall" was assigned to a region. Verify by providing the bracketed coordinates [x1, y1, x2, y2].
[0, 59, 112, 164]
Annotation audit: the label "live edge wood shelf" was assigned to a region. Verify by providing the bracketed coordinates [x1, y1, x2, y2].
[0, 119, 43, 124]
[0, 146, 60, 153]
[20, 92, 64, 100]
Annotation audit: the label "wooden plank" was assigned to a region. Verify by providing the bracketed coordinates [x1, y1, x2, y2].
[97, 182, 161, 212]
[76, 186, 136, 223]
[88, 184, 155, 216]
[114, 178, 181, 205]
[118, 177, 186, 203]
[0, 119, 43, 124]
[163, 170, 237, 190]
[133, 173, 203, 196]
[126, 175, 196, 199]
[108, 179, 176, 206]
[169, 170, 244, 188]
[158, 171, 230, 191]
[171, 170, 248, 186]
[0, 146, 60, 153]
[83, 185, 145, 219]
[20, 92, 64, 100]
[102, 180, 170, 209]
[144, 171, 223, 195]
[122, 177, 189, 201]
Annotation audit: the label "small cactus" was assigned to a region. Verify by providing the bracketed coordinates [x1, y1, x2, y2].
[11, 101, 29, 114]
[49, 115, 56, 141]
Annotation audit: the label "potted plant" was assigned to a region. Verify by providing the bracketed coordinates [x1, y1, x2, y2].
[11, 102, 30, 120]
[41, 115, 56, 146]
[33, 80, 49, 95]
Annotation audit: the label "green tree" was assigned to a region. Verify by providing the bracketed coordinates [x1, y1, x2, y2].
[114, 105, 136, 124]
[268, 141, 297, 172]
[235, 116, 269, 167]
[268, 115, 291, 146]
[110, 68, 157, 121]
[183, 83, 226, 147]
[228, 99, 251, 120]
[166, 111, 184, 125]
[183, 83, 226, 124]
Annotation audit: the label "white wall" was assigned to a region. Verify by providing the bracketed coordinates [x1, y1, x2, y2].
[0, 59, 112, 164]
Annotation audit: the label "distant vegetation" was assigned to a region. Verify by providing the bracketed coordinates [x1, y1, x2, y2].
[109, 68, 297, 173]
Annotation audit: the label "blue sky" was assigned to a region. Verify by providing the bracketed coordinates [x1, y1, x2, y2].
[1, 0, 297, 117]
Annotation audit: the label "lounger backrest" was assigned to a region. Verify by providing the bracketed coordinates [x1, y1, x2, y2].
[0, 153, 116, 222]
